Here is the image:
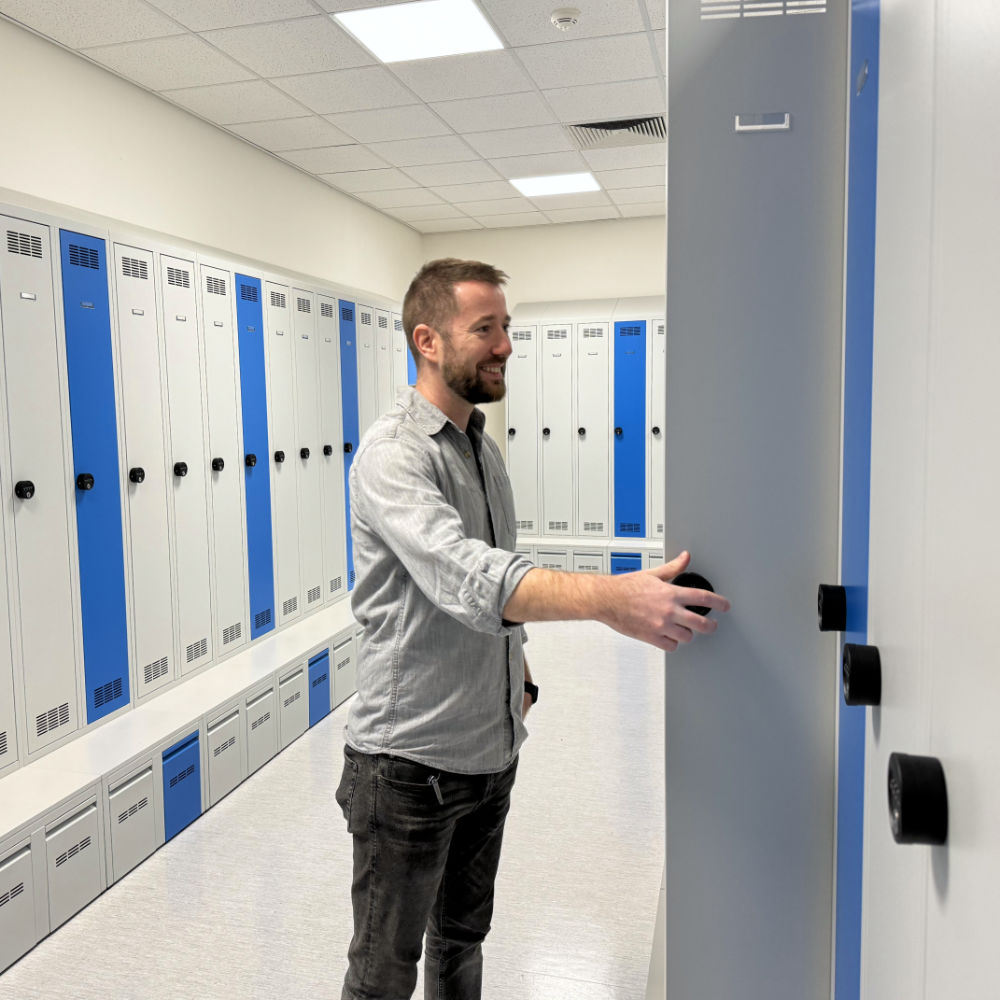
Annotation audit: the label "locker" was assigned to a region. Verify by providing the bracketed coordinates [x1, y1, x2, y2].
[648, 319, 665, 540]
[338, 301, 359, 590]
[575, 322, 611, 538]
[613, 320, 646, 538]
[278, 666, 308, 749]
[0, 843, 36, 972]
[0, 474, 16, 772]
[113, 242, 175, 697]
[645, 551, 664, 570]
[245, 685, 277, 775]
[206, 709, 242, 806]
[290, 288, 324, 614]
[355, 304, 378, 436]
[199, 264, 248, 654]
[162, 731, 201, 842]
[536, 549, 568, 572]
[45, 801, 101, 930]
[1, 214, 81, 751]
[58, 230, 130, 724]
[610, 552, 641, 575]
[374, 308, 393, 418]
[390, 313, 412, 393]
[159, 254, 212, 675]
[505, 326, 540, 536]
[333, 632, 356, 708]
[107, 766, 155, 882]
[572, 551, 604, 575]
[234, 273, 275, 639]
[317, 295, 347, 604]
[308, 649, 331, 728]
[540, 324, 574, 535]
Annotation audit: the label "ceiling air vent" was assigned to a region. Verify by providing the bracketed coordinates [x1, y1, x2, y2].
[567, 115, 665, 150]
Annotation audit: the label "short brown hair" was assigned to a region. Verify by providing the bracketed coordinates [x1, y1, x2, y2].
[402, 258, 508, 367]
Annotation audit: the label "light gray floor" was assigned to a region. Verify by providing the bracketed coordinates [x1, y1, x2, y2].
[0, 620, 664, 999]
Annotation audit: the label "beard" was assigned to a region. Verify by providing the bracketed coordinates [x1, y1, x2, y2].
[440, 340, 506, 404]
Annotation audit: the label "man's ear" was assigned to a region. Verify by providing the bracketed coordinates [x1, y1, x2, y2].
[412, 323, 438, 365]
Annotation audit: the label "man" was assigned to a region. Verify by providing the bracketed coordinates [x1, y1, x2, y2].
[337, 258, 729, 999]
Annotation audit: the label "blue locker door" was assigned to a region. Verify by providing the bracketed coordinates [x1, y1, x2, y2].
[613, 321, 646, 537]
[162, 732, 202, 841]
[308, 649, 331, 727]
[235, 274, 275, 639]
[610, 552, 642, 575]
[58, 231, 130, 722]
[339, 301, 359, 590]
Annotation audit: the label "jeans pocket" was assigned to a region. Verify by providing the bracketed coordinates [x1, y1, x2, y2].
[335, 750, 360, 826]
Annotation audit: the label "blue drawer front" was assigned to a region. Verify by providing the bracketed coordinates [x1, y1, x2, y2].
[309, 649, 331, 727]
[614, 321, 647, 537]
[162, 733, 202, 841]
[339, 301, 359, 590]
[610, 552, 642, 575]
[59, 230, 130, 722]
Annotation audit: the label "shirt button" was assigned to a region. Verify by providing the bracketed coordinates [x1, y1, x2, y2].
[464, 451, 471, 458]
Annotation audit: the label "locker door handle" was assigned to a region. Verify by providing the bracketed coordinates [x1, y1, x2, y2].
[578, 427, 586, 437]
[323, 445, 333, 457]
[14, 480, 35, 500]
[129, 467, 145, 484]
[542, 428, 551, 437]
[76, 473, 94, 491]
[274, 451, 286, 464]
[652, 426, 661, 436]
[212, 457, 225, 472]
[671, 571, 716, 616]
[300, 447, 310, 460]
[173, 462, 188, 478]
[817, 584, 847, 631]
[614, 427, 623, 438]
[843, 643, 881, 706]
[245, 453, 257, 467]
[508, 428, 516, 438]
[888, 752, 948, 845]
[344, 443, 353, 454]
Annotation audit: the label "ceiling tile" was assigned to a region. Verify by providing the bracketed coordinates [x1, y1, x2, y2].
[645, 0, 666, 32]
[359, 188, 446, 209]
[82, 34, 255, 91]
[0, 0, 184, 48]
[162, 80, 306, 124]
[431, 92, 555, 133]
[619, 202, 666, 218]
[582, 143, 666, 171]
[515, 34, 657, 91]
[202, 16, 373, 78]
[313, 0, 401, 10]
[272, 66, 416, 114]
[387, 205, 468, 222]
[282, 145, 389, 172]
[461, 125, 575, 159]
[543, 79, 664, 124]
[227, 116, 354, 151]
[608, 185, 665, 206]
[529, 191, 612, 211]
[478, 0, 646, 46]
[597, 165, 666, 189]
[454, 197, 536, 216]
[543, 207, 621, 223]
[411, 219, 484, 233]
[490, 151, 589, 179]
[403, 161, 502, 186]
[326, 106, 452, 144]
[390, 50, 534, 103]
[368, 135, 478, 168]
[476, 213, 549, 228]
[319, 168, 420, 193]
[147, 0, 319, 32]
[429, 180, 518, 202]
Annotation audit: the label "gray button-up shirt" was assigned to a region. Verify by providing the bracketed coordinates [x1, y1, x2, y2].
[345, 387, 534, 774]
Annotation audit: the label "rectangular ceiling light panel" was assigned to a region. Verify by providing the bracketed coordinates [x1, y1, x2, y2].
[334, 0, 503, 63]
[510, 173, 601, 197]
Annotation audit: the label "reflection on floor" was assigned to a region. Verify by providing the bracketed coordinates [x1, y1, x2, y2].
[0, 620, 664, 1000]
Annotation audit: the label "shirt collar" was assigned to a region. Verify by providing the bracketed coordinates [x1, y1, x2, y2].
[398, 386, 485, 439]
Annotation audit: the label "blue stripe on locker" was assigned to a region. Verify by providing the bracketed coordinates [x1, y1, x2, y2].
[613, 320, 647, 537]
[339, 301, 359, 590]
[835, 3, 880, 998]
[235, 274, 275, 639]
[308, 649, 331, 727]
[406, 349, 416, 386]
[162, 732, 202, 841]
[58, 230, 130, 723]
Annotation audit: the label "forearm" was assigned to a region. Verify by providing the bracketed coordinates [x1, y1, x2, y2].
[503, 567, 614, 626]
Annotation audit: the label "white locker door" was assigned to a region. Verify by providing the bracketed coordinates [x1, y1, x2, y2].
[159, 256, 212, 675]
[540, 324, 574, 536]
[265, 282, 300, 627]
[390, 313, 408, 396]
[114, 244, 174, 697]
[317, 295, 347, 604]
[198, 265, 248, 655]
[0, 216, 80, 752]
[374, 309, 393, 419]
[575, 322, 610, 538]
[356, 304, 378, 437]
[648, 319, 665, 540]
[505, 326, 540, 537]
[291, 289, 323, 613]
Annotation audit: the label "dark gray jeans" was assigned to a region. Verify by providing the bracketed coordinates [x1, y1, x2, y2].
[336, 746, 519, 1000]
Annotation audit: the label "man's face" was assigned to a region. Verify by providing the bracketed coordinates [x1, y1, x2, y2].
[438, 280, 512, 405]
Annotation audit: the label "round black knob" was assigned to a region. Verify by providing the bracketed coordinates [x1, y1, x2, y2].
[888, 752, 948, 846]
[542, 428, 551, 437]
[817, 584, 847, 632]
[173, 462, 188, 478]
[508, 428, 516, 438]
[129, 467, 145, 484]
[323, 445, 333, 457]
[578, 427, 586, 437]
[211, 457, 225, 472]
[300, 447, 310, 460]
[344, 442, 353, 454]
[672, 571, 715, 616]
[245, 453, 257, 468]
[14, 480, 35, 500]
[652, 426, 661, 436]
[843, 643, 881, 706]
[614, 427, 623, 438]
[76, 473, 94, 491]
[274, 451, 285, 464]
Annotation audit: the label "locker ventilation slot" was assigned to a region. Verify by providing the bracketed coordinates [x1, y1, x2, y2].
[270, 291, 287, 309]
[68, 243, 99, 270]
[511, 331, 532, 342]
[312, 673, 328, 688]
[251, 711, 271, 731]
[394, 319, 403, 332]
[0, 882, 25, 908]
[337, 656, 351, 672]
[144, 657, 169, 685]
[297, 297, 311, 313]
[619, 522, 641, 533]
[167, 266, 190, 289]
[657, 522, 664, 533]
[516, 519, 535, 531]
[169, 764, 195, 788]
[308, 585, 321, 604]
[186, 638, 208, 663]
[283, 597, 298, 616]
[118, 797, 149, 825]
[330, 576, 343, 593]
[7, 230, 43, 258]
[341, 306, 354, 322]
[240, 284, 259, 303]
[206, 276, 227, 296]
[255, 609, 272, 630]
[583, 521, 605, 532]
[656, 324, 665, 336]
[701, 0, 826, 17]
[223, 622, 242, 645]
[349, 570, 356, 586]
[213, 737, 236, 758]
[378, 315, 388, 329]
[360, 311, 372, 326]
[36, 702, 71, 737]
[619, 326, 642, 337]
[283, 690, 301, 709]
[55, 836, 92, 868]
[121, 257, 148, 280]
[582, 328, 604, 338]
[0, 730, 6, 756]
[93, 677, 123, 709]
[547, 329, 568, 340]
[548, 521, 569, 532]
[321, 302, 334, 318]
[541, 559, 564, 569]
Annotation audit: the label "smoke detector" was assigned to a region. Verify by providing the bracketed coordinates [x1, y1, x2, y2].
[551, 7, 581, 31]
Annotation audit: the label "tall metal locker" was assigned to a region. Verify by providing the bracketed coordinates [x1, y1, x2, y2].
[199, 264, 248, 654]
[0, 215, 81, 752]
[374, 309, 393, 419]
[290, 288, 324, 615]
[355, 304, 378, 437]
[575, 321, 611, 538]
[613, 320, 646, 538]
[338, 300, 359, 590]
[317, 294, 347, 603]
[264, 282, 301, 627]
[391, 313, 412, 393]
[159, 255, 212, 676]
[505, 326, 540, 536]
[58, 230, 130, 724]
[234, 273, 275, 639]
[113, 243, 175, 697]
[648, 319, 666, 539]
[540, 323, 574, 536]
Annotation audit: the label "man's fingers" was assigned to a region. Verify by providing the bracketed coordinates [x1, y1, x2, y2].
[673, 587, 731, 615]
[657, 550, 691, 580]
